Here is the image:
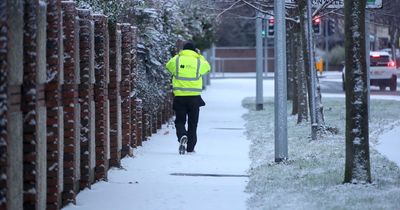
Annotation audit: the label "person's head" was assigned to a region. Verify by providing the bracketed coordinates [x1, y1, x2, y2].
[182, 41, 196, 52]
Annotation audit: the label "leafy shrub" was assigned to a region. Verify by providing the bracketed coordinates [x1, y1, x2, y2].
[328, 45, 345, 65]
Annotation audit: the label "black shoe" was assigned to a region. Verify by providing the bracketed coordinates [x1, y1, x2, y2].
[179, 135, 188, 155]
[186, 150, 196, 155]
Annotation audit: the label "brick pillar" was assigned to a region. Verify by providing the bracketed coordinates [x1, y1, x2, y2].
[45, 0, 62, 209]
[142, 110, 147, 141]
[22, 1, 48, 209]
[109, 23, 122, 167]
[152, 111, 157, 134]
[77, 9, 95, 190]
[148, 112, 152, 138]
[134, 99, 143, 146]
[104, 22, 110, 173]
[130, 26, 138, 148]
[163, 104, 166, 124]
[157, 109, 162, 129]
[61, 1, 78, 205]
[143, 109, 151, 140]
[120, 24, 132, 157]
[22, 1, 38, 207]
[161, 104, 166, 124]
[93, 14, 109, 181]
[0, 1, 8, 209]
[4, 1, 24, 209]
[73, 13, 81, 202]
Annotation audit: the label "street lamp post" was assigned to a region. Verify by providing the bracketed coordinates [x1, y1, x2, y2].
[256, 11, 264, 111]
[274, 0, 288, 162]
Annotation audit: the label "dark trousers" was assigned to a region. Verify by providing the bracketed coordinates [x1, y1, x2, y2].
[173, 96, 204, 152]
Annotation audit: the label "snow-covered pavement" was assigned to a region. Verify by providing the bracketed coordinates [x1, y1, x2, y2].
[63, 78, 270, 210]
[64, 76, 400, 210]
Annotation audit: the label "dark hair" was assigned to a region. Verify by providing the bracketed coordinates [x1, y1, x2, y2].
[183, 41, 196, 52]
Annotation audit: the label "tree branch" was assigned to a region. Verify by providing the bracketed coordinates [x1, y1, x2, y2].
[312, 0, 336, 17]
[216, 0, 242, 20]
[317, 8, 342, 19]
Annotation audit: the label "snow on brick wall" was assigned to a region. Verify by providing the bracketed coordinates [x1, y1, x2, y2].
[119, 23, 133, 158]
[93, 14, 109, 181]
[108, 23, 122, 167]
[1, 1, 177, 209]
[77, 9, 95, 191]
[45, 1, 63, 209]
[61, 1, 78, 205]
[22, 0, 39, 209]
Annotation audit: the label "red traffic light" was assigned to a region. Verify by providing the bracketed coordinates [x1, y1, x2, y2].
[312, 16, 321, 35]
[313, 16, 321, 24]
[268, 17, 275, 24]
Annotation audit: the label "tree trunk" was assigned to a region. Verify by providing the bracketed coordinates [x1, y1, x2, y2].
[296, 31, 308, 124]
[298, 0, 311, 113]
[290, 30, 299, 115]
[287, 32, 295, 102]
[297, 0, 313, 125]
[287, 12, 296, 102]
[298, 0, 326, 130]
[390, 27, 398, 61]
[343, 0, 371, 184]
[290, 16, 308, 122]
[314, 68, 325, 127]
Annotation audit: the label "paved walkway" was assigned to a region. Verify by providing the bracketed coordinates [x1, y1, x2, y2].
[64, 79, 269, 210]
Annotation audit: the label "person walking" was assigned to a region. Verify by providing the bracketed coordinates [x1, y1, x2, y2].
[165, 41, 211, 154]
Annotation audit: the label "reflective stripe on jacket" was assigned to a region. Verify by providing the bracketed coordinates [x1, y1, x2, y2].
[165, 50, 211, 96]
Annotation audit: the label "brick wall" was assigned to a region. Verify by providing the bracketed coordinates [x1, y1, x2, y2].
[215, 47, 275, 72]
[61, 1, 79, 205]
[46, 1, 62, 209]
[0, 2, 174, 209]
[93, 14, 108, 181]
[130, 26, 138, 149]
[22, 0, 41, 209]
[120, 24, 133, 158]
[108, 23, 122, 167]
[77, 8, 95, 191]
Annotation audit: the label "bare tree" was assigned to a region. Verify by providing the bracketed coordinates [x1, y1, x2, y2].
[215, 0, 340, 130]
[343, 0, 371, 184]
[286, 6, 308, 122]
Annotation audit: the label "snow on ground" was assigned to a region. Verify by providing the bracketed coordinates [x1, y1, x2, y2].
[64, 78, 270, 210]
[64, 75, 400, 210]
[244, 96, 400, 210]
[375, 126, 400, 166]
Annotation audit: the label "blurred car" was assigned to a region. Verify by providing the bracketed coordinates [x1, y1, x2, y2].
[342, 51, 397, 91]
[380, 48, 400, 59]
[380, 48, 400, 68]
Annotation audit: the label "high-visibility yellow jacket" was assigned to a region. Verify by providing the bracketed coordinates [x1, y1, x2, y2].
[165, 49, 211, 96]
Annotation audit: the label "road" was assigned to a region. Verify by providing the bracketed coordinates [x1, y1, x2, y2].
[319, 71, 400, 96]
[210, 71, 400, 96]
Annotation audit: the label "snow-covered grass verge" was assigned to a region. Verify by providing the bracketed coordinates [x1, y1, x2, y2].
[243, 97, 400, 210]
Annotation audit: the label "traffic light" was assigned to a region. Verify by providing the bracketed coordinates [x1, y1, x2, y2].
[261, 19, 266, 38]
[312, 16, 321, 35]
[267, 16, 274, 38]
[328, 19, 335, 35]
